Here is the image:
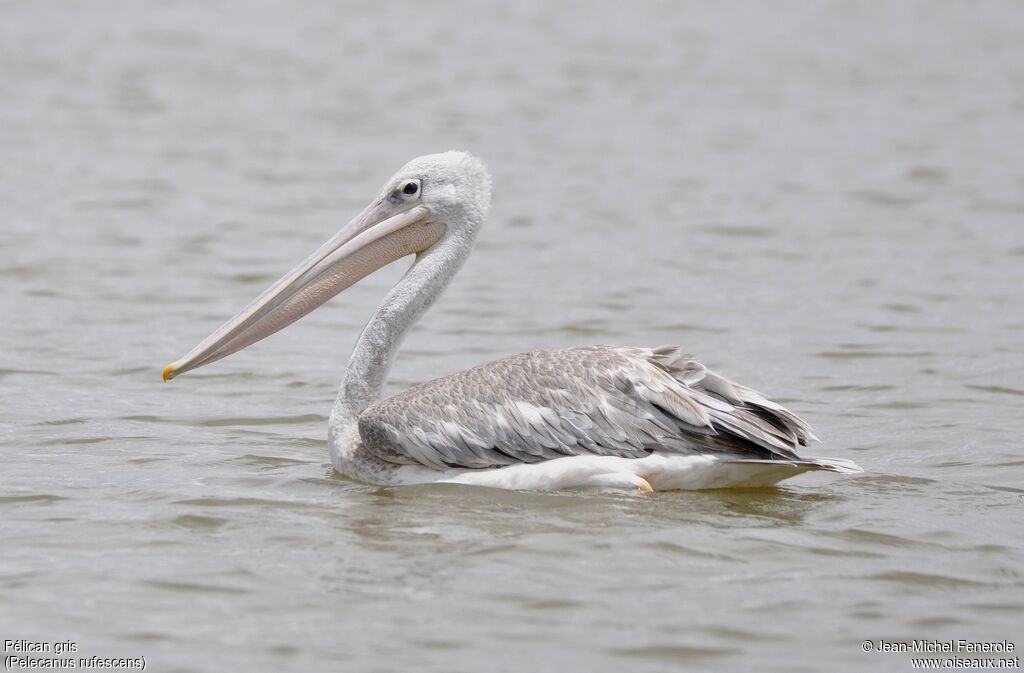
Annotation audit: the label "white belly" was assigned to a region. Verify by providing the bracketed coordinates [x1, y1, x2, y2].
[436, 453, 824, 492]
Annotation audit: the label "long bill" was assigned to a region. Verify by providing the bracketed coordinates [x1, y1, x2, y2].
[163, 202, 443, 381]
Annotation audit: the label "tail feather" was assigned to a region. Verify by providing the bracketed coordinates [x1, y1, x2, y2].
[804, 456, 864, 473]
[722, 456, 864, 474]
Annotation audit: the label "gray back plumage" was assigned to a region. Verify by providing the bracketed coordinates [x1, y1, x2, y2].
[356, 345, 818, 471]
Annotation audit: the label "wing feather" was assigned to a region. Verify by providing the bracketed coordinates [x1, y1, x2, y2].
[358, 345, 817, 469]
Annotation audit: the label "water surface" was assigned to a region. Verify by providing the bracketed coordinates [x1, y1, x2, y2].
[2, 2, 1022, 671]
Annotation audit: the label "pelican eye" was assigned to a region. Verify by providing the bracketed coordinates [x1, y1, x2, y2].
[401, 180, 420, 197]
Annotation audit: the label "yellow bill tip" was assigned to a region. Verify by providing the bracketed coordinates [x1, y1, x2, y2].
[162, 363, 177, 382]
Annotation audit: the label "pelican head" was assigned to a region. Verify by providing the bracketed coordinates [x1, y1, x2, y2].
[163, 151, 491, 381]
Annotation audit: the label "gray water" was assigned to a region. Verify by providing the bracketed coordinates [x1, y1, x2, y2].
[2, 2, 1022, 671]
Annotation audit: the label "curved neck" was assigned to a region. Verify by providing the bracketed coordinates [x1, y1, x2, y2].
[332, 232, 472, 423]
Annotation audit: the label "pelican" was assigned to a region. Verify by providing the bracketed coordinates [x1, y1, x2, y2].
[163, 151, 861, 492]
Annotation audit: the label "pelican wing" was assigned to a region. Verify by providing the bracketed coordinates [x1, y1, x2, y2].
[357, 345, 818, 471]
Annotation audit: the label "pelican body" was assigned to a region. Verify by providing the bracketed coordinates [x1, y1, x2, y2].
[164, 152, 861, 492]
